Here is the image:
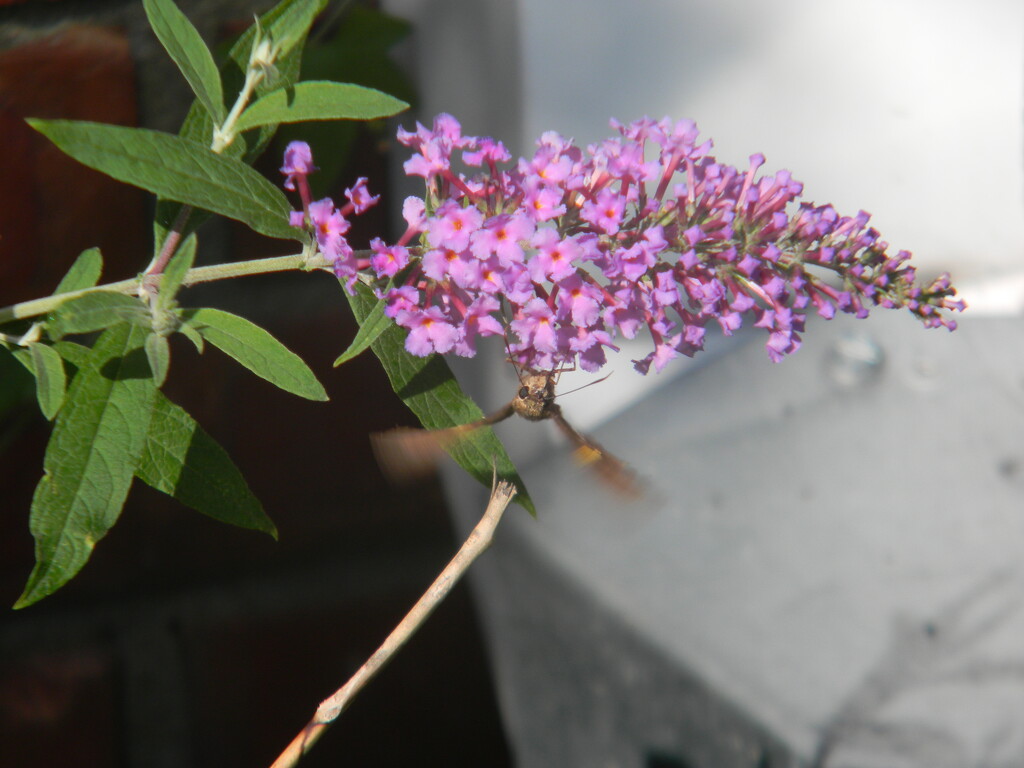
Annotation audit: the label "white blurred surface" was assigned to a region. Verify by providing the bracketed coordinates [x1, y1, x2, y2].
[380, 3, 1024, 763]
[388, 0, 1022, 281]
[501, 311, 1024, 766]
[518, 0, 1022, 279]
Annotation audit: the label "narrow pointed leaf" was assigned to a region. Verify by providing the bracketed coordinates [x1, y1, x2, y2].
[15, 324, 157, 608]
[143, 0, 224, 122]
[334, 289, 391, 366]
[54, 248, 103, 295]
[177, 320, 205, 353]
[235, 82, 407, 132]
[52, 341, 92, 369]
[145, 333, 170, 387]
[47, 292, 151, 340]
[9, 347, 33, 374]
[27, 120, 296, 240]
[136, 394, 276, 537]
[27, 342, 67, 420]
[182, 307, 328, 401]
[47, 292, 150, 339]
[261, 0, 324, 60]
[346, 284, 534, 514]
[156, 233, 197, 313]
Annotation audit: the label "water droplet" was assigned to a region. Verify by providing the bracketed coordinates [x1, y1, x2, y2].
[825, 332, 884, 388]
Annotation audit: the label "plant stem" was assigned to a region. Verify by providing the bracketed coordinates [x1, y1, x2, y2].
[145, 204, 194, 278]
[211, 39, 270, 153]
[0, 251, 338, 326]
[268, 479, 517, 768]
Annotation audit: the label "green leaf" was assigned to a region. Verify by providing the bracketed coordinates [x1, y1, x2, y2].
[154, 0, 326, 251]
[27, 343, 67, 420]
[156, 233, 197, 313]
[52, 340, 92, 369]
[28, 120, 297, 241]
[47, 292, 151, 340]
[8, 347, 33, 375]
[54, 247, 103, 295]
[143, 0, 224, 122]
[345, 284, 534, 514]
[177, 320, 205, 353]
[136, 394, 276, 537]
[145, 333, 170, 387]
[182, 307, 328, 401]
[261, 0, 324, 61]
[235, 81, 407, 132]
[16, 324, 157, 608]
[334, 289, 391, 367]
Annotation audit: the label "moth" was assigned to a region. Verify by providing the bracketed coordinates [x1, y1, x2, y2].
[371, 368, 641, 498]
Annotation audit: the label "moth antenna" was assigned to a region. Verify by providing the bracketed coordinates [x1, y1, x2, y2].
[501, 327, 526, 385]
[554, 371, 613, 400]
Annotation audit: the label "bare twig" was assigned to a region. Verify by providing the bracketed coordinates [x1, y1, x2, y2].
[268, 478, 517, 768]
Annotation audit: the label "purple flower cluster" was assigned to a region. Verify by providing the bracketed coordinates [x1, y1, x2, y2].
[284, 116, 963, 374]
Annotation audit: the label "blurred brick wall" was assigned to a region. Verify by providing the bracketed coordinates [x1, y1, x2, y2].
[0, 24, 146, 306]
[0, 4, 510, 766]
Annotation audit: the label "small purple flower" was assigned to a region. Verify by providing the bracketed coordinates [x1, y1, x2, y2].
[383, 285, 420, 318]
[369, 238, 410, 279]
[308, 198, 350, 260]
[280, 141, 316, 190]
[425, 201, 482, 252]
[402, 306, 460, 356]
[455, 295, 506, 357]
[570, 325, 616, 373]
[528, 228, 580, 283]
[463, 137, 512, 167]
[470, 212, 534, 266]
[580, 187, 626, 234]
[555, 274, 601, 327]
[651, 270, 680, 307]
[397, 113, 470, 184]
[603, 285, 647, 340]
[510, 298, 560, 355]
[521, 181, 567, 222]
[402, 196, 426, 232]
[421, 246, 460, 282]
[345, 177, 379, 214]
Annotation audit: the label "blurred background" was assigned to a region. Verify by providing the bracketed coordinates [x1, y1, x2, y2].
[1, 0, 1022, 766]
[384, 1, 1024, 766]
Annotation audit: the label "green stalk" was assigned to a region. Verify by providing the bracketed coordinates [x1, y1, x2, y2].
[0, 251, 335, 325]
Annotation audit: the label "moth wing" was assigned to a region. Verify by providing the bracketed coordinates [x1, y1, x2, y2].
[371, 427, 457, 483]
[551, 413, 643, 500]
[371, 405, 514, 484]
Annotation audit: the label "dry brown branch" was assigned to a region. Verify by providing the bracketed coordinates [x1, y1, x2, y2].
[268, 478, 517, 768]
